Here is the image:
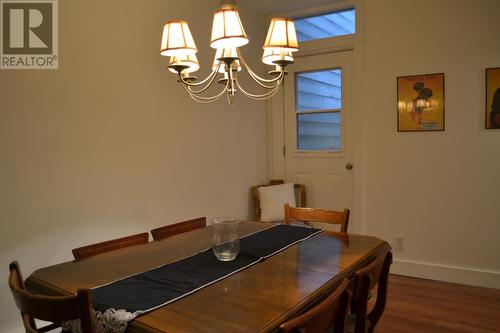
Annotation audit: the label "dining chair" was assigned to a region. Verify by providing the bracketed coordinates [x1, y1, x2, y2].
[8, 261, 96, 333]
[252, 179, 306, 222]
[284, 203, 350, 233]
[150, 217, 207, 241]
[278, 279, 352, 333]
[350, 246, 393, 333]
[72, 232, 149, 261]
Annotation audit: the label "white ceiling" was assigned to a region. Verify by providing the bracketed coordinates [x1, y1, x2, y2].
[238, 0, 344, 16]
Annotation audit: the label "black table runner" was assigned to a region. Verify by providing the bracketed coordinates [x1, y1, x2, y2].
[91, 225, 322, 314]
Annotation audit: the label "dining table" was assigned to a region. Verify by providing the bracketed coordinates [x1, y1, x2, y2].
[25, 221, 388, 333]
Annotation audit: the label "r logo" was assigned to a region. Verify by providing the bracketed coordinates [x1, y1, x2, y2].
[1, 0, 58, 69]
[2, 2, 52, 54]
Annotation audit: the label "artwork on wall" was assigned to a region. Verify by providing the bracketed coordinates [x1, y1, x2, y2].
[485, 67, 500, 129]
[397, 73, 445, 132]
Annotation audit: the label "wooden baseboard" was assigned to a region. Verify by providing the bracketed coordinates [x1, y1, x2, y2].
[391, 258, 500, 289]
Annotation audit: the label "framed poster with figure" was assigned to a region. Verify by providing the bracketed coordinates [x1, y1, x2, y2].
[486, 67, 500, 129]
[397, 73, 445, 132]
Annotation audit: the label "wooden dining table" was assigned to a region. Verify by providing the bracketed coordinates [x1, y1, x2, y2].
[26, 221, 388, 333]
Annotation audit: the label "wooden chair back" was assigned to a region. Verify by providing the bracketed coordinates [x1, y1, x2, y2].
[351, 246, 393, 333]
[72, 232, 149, 261]
[278, 279, 352, 333]
[252, 179, 306, 221]
[151, 217, 207, 241]
[8, 261, 96, 333]
[284, 204, 350, 233]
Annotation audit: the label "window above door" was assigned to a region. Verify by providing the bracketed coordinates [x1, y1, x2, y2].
[295, 8, 356, 42]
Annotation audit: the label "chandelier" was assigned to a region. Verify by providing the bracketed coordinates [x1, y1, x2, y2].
[160, 0, 299, 104]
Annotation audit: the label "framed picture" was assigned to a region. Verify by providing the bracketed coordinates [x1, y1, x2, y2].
[486, 67, 500, 129]
[397, 73, 445, 132]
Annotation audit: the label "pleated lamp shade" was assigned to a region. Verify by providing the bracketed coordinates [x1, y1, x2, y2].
[160, 20, 198, 57]
[210, 2, 249, 50]
[263, 18, 298, 52]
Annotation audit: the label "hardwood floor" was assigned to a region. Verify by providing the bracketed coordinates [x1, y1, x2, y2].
[375, 275, 500, 333]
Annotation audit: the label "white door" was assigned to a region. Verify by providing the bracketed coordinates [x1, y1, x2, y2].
[284, 51, 354, 214]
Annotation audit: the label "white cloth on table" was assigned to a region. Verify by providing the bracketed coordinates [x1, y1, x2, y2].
[61, 308, 135, 333]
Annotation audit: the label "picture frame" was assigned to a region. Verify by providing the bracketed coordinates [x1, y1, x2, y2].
[397, 73, 445, 132]
[485, 67, 500, 129]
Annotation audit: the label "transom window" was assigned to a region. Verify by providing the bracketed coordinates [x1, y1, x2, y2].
[294, 8, 356, 42]
[296, 69, 342, 151]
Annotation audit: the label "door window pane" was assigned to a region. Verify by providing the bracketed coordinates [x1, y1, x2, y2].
[295, 9, 355, 43]
[296, 68, 343, 151]
[296, 69, 341, 112]
[297, 112, 341, 150]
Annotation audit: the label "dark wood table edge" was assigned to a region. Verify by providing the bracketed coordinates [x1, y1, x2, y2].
[26, 275, 72, 296]
[258, 240, 390, 332]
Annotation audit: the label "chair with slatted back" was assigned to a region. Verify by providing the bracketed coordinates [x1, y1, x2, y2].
[150, 217, 207, 241]
[278, 279, 352, 333]
[252, 179, 306, 222]
[284, 203, 350, 233]
[350, 246, 393, 333]
[9, 261, 96, 333]
[72, 232, 149, 261]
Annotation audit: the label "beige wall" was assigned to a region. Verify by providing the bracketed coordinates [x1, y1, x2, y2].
[0, 1, 268, 332]
[361, 0, 500, 287]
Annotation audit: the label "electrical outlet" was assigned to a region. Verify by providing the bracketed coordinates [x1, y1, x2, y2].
[393, 235, 404, 251]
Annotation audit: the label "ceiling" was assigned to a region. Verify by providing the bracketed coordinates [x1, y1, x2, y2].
[238, 0, 344, 15]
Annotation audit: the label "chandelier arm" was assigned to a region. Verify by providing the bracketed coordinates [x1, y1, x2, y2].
[181, 66, 223, 94]
[178, 62, 222, 88]
[241, 60, 285, 88]
[237, 84, 282, 101]
[238, 51, 284, 84]
[178, 69, 218, 87]
[235, 77, 283, 100]
[179, 77, 229, 103]
[246, 68, 284, 89]
[184, 70, 221, 94]
[188, 92, 227, 104]
[187, 89, 227, 103]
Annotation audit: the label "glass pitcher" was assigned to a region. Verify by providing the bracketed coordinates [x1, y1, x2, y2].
[211, 217, 240, 261]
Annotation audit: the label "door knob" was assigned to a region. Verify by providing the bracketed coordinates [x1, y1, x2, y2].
[345, 162, 353, 170]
